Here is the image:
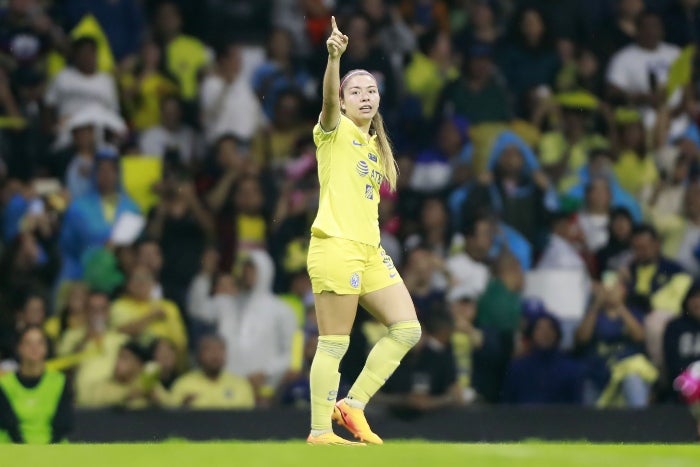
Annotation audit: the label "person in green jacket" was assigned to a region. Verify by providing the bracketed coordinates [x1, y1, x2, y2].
[0, 326, 73, 444]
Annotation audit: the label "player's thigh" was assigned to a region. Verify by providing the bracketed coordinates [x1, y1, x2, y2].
[314, 292, 360, 335]
[360, 247, 417, 327]
[360, 283, 417, 326]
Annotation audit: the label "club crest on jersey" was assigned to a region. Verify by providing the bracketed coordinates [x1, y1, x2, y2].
[350, 273, 360, 288]
[365, 184, 373, 200]
[368, 152, 378, 163]
[356, 160, 369, 177]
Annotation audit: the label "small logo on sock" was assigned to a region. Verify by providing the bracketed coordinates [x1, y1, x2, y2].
[327, 390, 338, 402]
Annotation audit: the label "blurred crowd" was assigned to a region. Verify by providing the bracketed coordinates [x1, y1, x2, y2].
[3, 0, 700, 418]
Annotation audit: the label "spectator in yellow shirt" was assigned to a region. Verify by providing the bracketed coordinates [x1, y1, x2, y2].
[109, 265, 187, 355]
[169, 335, 255, 409]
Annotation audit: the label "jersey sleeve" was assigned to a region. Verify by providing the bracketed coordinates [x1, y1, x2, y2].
[312, 114, 342, 147]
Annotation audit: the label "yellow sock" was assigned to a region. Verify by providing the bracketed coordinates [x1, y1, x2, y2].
[310, 335, 350, 431]
[348, 320, 421, 405]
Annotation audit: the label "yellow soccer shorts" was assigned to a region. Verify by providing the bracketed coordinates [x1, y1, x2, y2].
[307, 233, 403, 295]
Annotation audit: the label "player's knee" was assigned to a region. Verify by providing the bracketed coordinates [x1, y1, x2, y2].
[388, 320, 422, 348]
[316, 335, 350, 360]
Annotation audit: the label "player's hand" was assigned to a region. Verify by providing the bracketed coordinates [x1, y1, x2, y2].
[326, 16, 348, 59]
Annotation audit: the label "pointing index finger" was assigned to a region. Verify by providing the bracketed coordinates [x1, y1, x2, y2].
[331, 15, 338, 32]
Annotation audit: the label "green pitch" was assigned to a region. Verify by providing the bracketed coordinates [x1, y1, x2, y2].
[6, 441, 700, 467]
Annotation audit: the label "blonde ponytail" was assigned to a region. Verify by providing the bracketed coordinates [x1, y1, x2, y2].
[371, 112, 397, 191]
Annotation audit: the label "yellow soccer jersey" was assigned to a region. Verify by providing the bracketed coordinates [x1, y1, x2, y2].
[311, 114, 384, 246]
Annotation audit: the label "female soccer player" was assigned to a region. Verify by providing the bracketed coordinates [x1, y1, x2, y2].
[305, 17, 421, 446]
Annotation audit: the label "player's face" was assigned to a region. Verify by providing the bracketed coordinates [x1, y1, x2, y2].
[341, 74, 380, 125]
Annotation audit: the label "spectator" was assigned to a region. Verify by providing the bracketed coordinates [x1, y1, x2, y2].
[404, 28, 458, 120]
[109, 265, 188, 355]
[624, 224, 692, 315]
[147, 178, 214, 309]
[139, 95, 201, 166]
[663, 284, 700, 398]
[537, 94, 609, 192]
[134, 238, 164, 300]
[651, 183, 700, 277]
[150, 338, 181, 390]
[485, 131, 556, 245]
[200, 42, 264, 144]
[186, 247, 221, 339]
[216, 250, 297, 400]
[596, 207, 635, 277]
[59, 0, 144, 61]
[646, 148, 692, 218]
[250, 89, 312, 170]
[498, 8, 559, 116]
[472, 252, 523, 402]
[503, 314, 583, 404]
[381, 311, 463, 412]
[251, 27, 314, 119]
[0, 0, 59, 73]
[153, 1, 211, 107]
[447, 285, 483, 403]
[4, 293, 50, 360]
[577, 178, 614, 253]
[444, 215, 492, 297]
[0, 326, 72, 443]
[575, 280, 655, 407]
[44, 37, 120, 148]
[215, 175, 269, 271]
[611, 109, 659, 200]
[402, 246, 447, 321]
[59, 290, 128, 405]
[58, 151, 140, 283]
[606, 12, 682, 132]
[52, 281, 88, 340]
[409, 117, 471, 194]
[118, 40, 178, 131]
[79, 340, 166, 408]
[435, 43, 511, 125]
[60, 124, 98, 199]
[452, 0, 502, 54]
[404, 197, 452, 260]
[169, 335, 255, 409]
[516, 0, 591, 44]
[202, 135, 254, 213]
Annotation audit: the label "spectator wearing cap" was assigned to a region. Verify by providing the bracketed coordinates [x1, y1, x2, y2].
[58, 152, 140, 284]
[611, 108, 659, 201]
[537, 92, 608, 192]
[503, 313, 583, 404]
[404, 28, 458, 120]
[623, 224, 692, 316]
[663, 283, 700, 400]
[575, 278, 655, 407]
[77, 340, 166, 408]
[169, 335, 255, 409]
[434, 42, 511, 125]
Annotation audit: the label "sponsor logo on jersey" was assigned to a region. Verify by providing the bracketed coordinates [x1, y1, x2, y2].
[356, 160, 369, 177]
[352, 140, 364, 146]
[365, 184, 374, 200]
[368, 152, 378, 163]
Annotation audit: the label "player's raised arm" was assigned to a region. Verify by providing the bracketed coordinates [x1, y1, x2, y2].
[319, 16, 348, 132]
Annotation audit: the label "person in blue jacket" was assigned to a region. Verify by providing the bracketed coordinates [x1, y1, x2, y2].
[58, 149, 140, 283]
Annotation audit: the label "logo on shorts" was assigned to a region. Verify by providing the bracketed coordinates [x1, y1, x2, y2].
[365, 184, 373, 200]
[356, 160, 369, 177]
[350, 272, 360, 289]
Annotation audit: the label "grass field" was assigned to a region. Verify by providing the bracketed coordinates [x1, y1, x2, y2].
[5, 442, 700, 467]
